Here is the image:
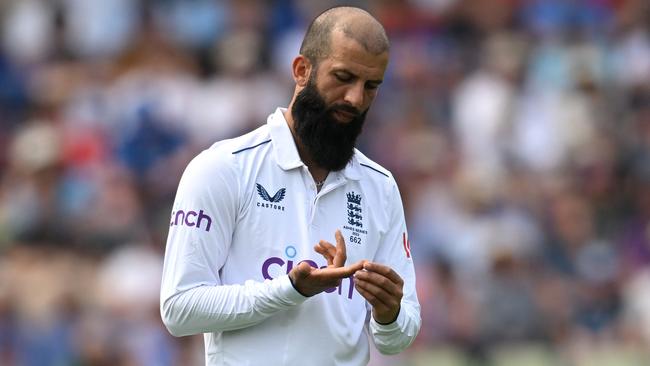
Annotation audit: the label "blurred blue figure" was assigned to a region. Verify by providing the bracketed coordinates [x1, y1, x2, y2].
[14, 317, 77, 366]
[154, 0, 229, 49]
[0, 53, 29, 129]
[116, 105, 187, 180]
[520, 0, 614, 37]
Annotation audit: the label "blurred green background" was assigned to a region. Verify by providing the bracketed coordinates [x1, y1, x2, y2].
[0, 0, 649, 365]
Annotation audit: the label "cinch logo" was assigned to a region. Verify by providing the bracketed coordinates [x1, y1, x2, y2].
[256, 183, 286, 211]
[261, 246, 355, 299]
[170, 209, 212, 232]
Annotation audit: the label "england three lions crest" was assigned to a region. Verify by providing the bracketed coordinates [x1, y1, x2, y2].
[346, 191, 363, 228]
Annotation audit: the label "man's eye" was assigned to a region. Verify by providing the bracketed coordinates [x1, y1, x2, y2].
[335, 73, 352, 82]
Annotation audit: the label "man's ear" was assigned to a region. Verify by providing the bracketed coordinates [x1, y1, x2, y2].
[292, 55, 312, 87]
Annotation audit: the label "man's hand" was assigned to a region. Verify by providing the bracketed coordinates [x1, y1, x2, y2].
[289, 230, 365, 297]
[353, 262, 403, 324]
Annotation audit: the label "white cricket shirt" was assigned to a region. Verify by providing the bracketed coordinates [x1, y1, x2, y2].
[160, 108, 421, 366]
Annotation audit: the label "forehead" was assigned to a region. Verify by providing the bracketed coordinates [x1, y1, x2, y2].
[320, 30, 389, 79]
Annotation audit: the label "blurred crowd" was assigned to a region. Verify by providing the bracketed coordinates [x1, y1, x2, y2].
[0, 0, 648, 365]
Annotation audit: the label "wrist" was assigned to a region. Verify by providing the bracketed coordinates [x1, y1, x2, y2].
[373, 306, 400, 325]
[288, 272, 311, 297]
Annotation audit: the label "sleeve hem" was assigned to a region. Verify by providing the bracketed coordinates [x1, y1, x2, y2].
[370, 306, 404, 332]
[278, 275, 309, 304]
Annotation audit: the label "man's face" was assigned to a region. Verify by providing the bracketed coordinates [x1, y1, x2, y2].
[292, 31, 389, 171]
[292, 73, 368, 171]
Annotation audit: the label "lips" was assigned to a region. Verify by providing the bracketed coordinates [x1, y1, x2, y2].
[332, 109, 358, 122]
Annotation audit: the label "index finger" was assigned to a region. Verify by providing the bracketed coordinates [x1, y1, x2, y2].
[362, 262, 403, 285]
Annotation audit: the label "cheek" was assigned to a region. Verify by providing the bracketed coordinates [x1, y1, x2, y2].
[363, 91, 377, 108]
[315, 76, 350, 102]
[314, 81, 338, 104]
[322, 89, 347, 107]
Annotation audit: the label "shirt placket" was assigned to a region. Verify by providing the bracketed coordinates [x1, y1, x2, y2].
[310, 174, 347, 225]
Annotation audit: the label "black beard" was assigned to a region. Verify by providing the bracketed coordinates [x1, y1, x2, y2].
[291, 78, 367, 171]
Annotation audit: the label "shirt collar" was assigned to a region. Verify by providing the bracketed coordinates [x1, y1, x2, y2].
[267, 107, 362, 180]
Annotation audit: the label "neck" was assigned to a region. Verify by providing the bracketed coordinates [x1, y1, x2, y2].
[283, 108, 329, 184]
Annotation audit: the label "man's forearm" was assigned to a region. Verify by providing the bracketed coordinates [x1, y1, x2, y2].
[161, 275, 307, 336]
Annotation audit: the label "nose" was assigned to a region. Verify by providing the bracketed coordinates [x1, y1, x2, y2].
[343, 83, 364, 110]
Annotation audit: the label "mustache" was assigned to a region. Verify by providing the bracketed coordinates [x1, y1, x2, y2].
[329, 104, 362, 117]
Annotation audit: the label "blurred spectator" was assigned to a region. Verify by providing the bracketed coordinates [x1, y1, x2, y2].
[0, 0, 649, 365]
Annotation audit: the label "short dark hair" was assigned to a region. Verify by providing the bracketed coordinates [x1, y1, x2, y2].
[299, 6, 390, 66]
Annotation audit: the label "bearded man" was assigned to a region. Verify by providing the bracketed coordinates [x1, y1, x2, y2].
[160, 6, 421, 366]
